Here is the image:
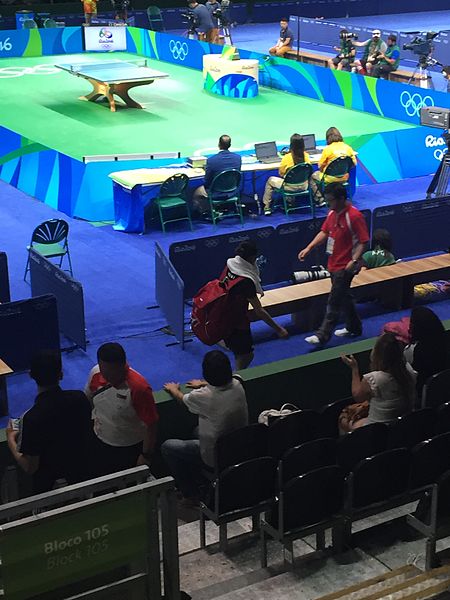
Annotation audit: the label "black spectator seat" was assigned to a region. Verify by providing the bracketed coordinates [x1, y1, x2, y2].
[435, 402, 450, 435]
[422, 369, 450, 409]
[320, 397, 351, 438]
[268, 410, 322, 459]
[337, 423, 388, 474]
[212, 423, 268, 477]
[387, 408, 435, 449]
[278, 438, 337, 486]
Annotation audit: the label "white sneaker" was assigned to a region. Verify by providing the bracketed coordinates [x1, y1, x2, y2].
[305, 335, 321, 345]
[334, 328, 361, 337]
[264, 208, 272, 216]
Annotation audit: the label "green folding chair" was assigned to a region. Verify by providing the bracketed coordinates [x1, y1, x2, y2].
[279, 162, 314, 216]
[43, 18, 58, 27]
[24, 219, 73, 281]
[207, 169, 243, 226]
[319, 155, 355, 198]
[146, 5, 165, 31]
[23, 18, 38, 28]
[155, 173, 192, 233]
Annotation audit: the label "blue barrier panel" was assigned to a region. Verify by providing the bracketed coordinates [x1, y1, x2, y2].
[372, 198, 450, 259]
[0, 252, 11, 304]
[0, 294, 59, 372]
[29, 249, 86, 350]
[0, 27, 83, 58]
[155, 242, 185, 347]
[169, 227, 277, 298]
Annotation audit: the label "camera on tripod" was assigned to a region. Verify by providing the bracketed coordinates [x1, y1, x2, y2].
[403, 31, 438, 60]
[213, 0, 231, 27]
[340, 31, 358, 41]
[291, 265, 330, 284]
[181, 11, 198, 28]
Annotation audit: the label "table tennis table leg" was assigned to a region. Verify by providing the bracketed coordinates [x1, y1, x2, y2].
[81, 78, 117, 112]
[111, 81, 154, 110]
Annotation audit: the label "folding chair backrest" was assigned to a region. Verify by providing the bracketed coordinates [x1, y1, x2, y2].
[159, 173, 189, 198]
[43, 18, 57, 27]
[215, 423, 268, 473]
[268, 409, 322, 460]
[324, 156, 353, 179]
[349, 448, 410, 509]
[410, 432, 450, 489]
[31, 219, 69, 246]
[388, 408, 435, 449]
[280, 438, 337, 485]
[282, 466, 345, 533]
[23, 18, 38, 28]
[217, 457, 276, 515]
[337, 422, 388, 474]
[422, 369, 450, 409]
[210, 169, 241, 194]
[282, 162, 312, 187]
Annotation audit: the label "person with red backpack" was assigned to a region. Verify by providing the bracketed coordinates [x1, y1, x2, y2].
[192, 241, 289, 369]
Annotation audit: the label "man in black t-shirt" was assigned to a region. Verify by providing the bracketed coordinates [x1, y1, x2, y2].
[269, 18, 294, 57]
[7, 351, 92, 494]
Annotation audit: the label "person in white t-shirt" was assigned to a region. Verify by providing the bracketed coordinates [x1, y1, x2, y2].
[162, 350, 248, 505]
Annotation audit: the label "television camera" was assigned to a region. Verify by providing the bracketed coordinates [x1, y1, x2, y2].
[181, 10, 198, 36]
[403, 31, 440, 67]
[340, 31, 358, 41]
[212, 0, 232, 28]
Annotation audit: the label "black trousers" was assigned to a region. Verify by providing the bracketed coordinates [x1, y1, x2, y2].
[426, 152, 448, 195]
[372, 63, 395, 79]
[316, 269, 362, 343]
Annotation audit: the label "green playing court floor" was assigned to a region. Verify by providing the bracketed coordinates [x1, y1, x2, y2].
[0, 52, 413, 161]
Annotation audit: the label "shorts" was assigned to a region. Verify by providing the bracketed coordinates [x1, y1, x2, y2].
[224, 328, 254, 356]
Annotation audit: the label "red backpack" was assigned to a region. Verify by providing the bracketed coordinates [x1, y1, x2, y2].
[191, 268, 246, 345]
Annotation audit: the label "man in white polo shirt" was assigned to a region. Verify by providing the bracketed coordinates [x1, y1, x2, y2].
[85, 342, 158, 476]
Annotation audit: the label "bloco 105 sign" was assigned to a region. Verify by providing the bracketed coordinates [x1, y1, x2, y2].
[84, 26, 126, 52]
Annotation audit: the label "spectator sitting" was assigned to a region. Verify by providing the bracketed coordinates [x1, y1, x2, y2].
[262, 133, 311, 216]
[340, 332, 416, 432]
[162, 350, 249, 505]
[193, 134, 242, 217]
[85, 342, 158, 477]
[6, 350, 92, 494]
[405, 306, 448, 401]
[361, 228, 396, 269]
[310, 127, 357, 205]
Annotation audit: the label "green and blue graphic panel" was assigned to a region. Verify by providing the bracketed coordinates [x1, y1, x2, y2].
[0, 27, 82, 58]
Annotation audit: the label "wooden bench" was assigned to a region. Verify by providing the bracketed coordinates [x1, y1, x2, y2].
[284, 49, 331, 68]
[388, 68, 428, 87]
[249, 254, 450, 331]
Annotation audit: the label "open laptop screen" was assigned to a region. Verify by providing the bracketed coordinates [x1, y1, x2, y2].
[302, 134, 316, 152]
[255, 141, 278, 160]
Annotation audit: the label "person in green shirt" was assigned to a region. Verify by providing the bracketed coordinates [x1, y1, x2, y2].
[372, 35, 400, 78]
[362, 228, 396, 269]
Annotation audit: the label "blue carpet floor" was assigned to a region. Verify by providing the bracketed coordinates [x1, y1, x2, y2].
[2, 166, 450, 424]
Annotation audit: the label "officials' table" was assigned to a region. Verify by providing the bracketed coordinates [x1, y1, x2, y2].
[55, 60, 169, 112]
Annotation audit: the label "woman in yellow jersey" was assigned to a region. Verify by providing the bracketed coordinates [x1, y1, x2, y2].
[310, 127, 357, 204]
[262, 133, 311, 216]
[82, 0, 98, 25]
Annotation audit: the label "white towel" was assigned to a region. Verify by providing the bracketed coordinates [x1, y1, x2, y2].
[226, 256, 264, 296]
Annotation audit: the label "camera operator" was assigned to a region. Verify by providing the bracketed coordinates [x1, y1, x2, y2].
[112, 0, 129, 21]
[352, 29, 387, 76]
[187, 0, 215, 42]
[206, 0, 220, 44]
[371, 35, 400, 78]
[328, 29, 356, 71]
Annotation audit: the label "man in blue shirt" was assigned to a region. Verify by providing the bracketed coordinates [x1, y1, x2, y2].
[193, 134, 242, 215]
[269, 18, 294, 57]
[187, 0, 215, 42]
[372, 34, 400, 78]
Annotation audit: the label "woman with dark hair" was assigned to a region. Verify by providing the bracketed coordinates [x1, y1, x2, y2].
[310, 126, 357, 204]
[362, 228, 396, 269]
[262, 133, 311, 216]
[340, 332, 416, 431]
[405, 306, 448, 398]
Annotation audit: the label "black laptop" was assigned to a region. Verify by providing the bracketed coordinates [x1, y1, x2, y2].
[303, 133, 323, 158]
[255, 141, 280, 164]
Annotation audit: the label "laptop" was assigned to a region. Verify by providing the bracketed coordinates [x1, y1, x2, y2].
[303, 134, 323, 158]
[255, 141, 280, 164]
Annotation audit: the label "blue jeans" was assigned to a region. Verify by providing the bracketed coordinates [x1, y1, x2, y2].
[161, 439, 205, 498]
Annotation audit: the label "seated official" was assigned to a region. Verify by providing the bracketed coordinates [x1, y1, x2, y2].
[328, 29, 356, 71]
[187, 0, 215, 42]
[310, 127, 357, 204]
[193, 134, 242, 215]
[269, 18, 294, 57]
[162, 351, 249, 506]
[371, 35, 400, 78]
[262, 133, 311, 215]
[352, 29, 387, 76]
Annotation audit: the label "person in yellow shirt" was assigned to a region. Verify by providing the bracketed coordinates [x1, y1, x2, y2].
[262, 134, 311, 215]
[310, 127, 357, 205]
[82, 0, 98, 25]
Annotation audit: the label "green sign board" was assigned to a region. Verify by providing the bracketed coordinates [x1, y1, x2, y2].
[0, 491, 149, 600]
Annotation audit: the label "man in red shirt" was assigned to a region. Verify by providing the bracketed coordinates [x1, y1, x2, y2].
[85, 342, 158, 476]
[298, 183, 369, 345]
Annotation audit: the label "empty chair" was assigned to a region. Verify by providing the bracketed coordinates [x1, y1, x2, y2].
[422, 369, 450, 409]
[214, 423, 268, 476]
[387, 408, 435, 449]
[147, 5, 165, 31]
[43, 18, 57, 27]
[268, 409, 322, 459]
[207, 169, 243, 226]
[337, 422, 388, 474]
[279, 438, 337, 486]
[410, 432, 450, 490]
[23, 18, 38, 28]
[199, 457, 277, 551]
[320, 397, 352, 438]
[435, 402, 450, 435]
[24, 219, 72, 281]
[154, 173, 192, 233]
[261, 466, 346, 567]
[344, 448, 411, 543]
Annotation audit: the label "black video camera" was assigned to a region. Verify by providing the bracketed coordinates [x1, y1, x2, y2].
[403, 31, 438, 56]
[181, 11, 197, 25]
[340, 31, 358, 41]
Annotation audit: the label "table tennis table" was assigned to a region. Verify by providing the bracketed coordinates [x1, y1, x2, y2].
[55, 60, 169, 112]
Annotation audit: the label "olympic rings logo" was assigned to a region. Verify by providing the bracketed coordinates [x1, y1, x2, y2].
[400, 91, 434, 117]
[434, 148, 445, 161]
[169, 40, 188, 61]
[0, 64, 61, 78]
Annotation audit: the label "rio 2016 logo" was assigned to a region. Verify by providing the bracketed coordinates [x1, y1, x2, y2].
[0, 37, 12, 52]
[99, 28, 113, 41]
